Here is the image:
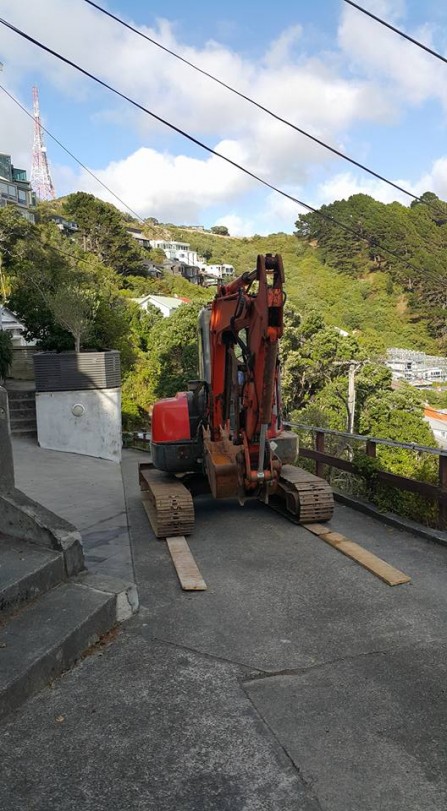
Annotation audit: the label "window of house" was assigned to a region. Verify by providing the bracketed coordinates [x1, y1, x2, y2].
[8, 185, 17, 198]
[18, 189, 27, 203]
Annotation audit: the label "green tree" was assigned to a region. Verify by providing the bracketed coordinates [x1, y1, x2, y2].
[64, 192, 147, 276]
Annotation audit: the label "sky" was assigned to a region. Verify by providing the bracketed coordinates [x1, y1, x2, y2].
[1, 0, 447, 235]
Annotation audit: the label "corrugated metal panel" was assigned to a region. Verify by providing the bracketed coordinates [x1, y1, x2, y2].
[33, 351, 121, 392]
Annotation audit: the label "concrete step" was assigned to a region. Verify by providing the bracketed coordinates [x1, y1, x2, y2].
[10, 427, 37, 438]
[8, 404, 36, 418]
[0, 535, 65, 616]
[0, 581, 117, 720]
[10, 417, 37, 432]
[7, 390, 36, 402]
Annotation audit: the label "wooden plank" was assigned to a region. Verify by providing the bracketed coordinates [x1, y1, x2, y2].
[303, 525, 411, 586]
[166, 536, 207, 591]
[302, 523, 332, 536]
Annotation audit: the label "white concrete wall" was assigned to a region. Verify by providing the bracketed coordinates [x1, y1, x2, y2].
[36, 388, 122, 463]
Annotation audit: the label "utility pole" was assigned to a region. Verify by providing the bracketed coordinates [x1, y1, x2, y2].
[347, 362, 357, 434]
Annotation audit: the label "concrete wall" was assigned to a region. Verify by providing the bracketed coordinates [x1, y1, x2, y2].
[8, 347, 37, 381]
[36, 388, 122, 463]
[0, 386, 15, 491]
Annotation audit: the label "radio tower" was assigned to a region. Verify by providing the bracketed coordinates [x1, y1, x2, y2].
[31, 86, 56, 200]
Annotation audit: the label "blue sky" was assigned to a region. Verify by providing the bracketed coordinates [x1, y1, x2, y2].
[1, 0, 447, 234]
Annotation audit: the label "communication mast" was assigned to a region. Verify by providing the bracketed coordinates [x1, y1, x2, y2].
[30, 86, 56, 200]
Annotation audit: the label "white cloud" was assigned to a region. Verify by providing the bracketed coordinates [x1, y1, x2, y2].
[0, 0, 397, 187]
[0, 81, 33, 172]
[315, 171, 408, 206]
[338, 1, 447, 109]
[214, 214, 255, 237]
[69, 143, 253, 223]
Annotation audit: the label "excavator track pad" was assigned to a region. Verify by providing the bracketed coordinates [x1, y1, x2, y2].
[273, 464, 334, 524]
[139, 464, 195, 539]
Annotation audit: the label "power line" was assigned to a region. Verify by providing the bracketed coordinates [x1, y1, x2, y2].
[84, 0, 428, 209]
[0, 84, 145, 223]
[343, 0, 447, 67]
[0, 15, 437, 280]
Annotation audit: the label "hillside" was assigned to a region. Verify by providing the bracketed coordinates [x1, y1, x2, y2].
[36, 194, 440, 352]
[151, 225, 436, 351]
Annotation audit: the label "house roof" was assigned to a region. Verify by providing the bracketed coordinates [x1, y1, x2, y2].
[133, 295, 189, 311]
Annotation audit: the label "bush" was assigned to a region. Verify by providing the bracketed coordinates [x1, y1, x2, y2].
[0, 330, 13, 381]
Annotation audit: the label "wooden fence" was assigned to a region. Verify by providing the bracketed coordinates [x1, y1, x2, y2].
[286, 422, 447, 528]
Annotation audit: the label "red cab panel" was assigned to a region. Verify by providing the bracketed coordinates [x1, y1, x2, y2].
[151, 392, 191, 443]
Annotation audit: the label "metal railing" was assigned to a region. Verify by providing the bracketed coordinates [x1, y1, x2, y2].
[286, 421, 447, 528]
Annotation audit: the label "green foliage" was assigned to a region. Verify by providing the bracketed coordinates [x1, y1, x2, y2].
[295, 191, 447, 345]
[210, 225, 229, 235]
[0, 329, 13, 380]
[146, 303, 202, 401]
[63, 193, 147, 276]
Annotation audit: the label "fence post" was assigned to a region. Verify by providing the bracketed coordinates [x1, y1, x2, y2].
[366, 440, 377, 458]
[315, 430, 325, 479]
[438, 454, 447, 529]
[0, 386, 15, 491]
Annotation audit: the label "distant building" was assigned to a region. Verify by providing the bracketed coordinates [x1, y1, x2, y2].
[386, 349, 447, 386]
[150, 240, 200, 266]
[132, 294, 190, 318]
[204, 263, 234, 281]
[0, 153, 36, 223]
[127, 228, 151, 249]
[424, 407, 447, 449]
[51, 216, 78, 235]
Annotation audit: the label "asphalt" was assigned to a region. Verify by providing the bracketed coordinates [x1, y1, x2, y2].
[2, 438, 447, 810]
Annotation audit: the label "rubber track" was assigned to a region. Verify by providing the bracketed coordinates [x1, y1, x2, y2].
[278, 464, 334, 523]
[140, 468, 195, 538]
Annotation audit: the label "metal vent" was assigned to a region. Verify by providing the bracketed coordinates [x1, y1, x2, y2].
[33, 351, 121, 392]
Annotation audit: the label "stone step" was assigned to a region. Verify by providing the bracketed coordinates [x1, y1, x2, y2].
[0, 535, 65, 616]
[0, 581, 117, 720]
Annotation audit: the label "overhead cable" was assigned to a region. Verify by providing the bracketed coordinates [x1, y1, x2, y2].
[0, 15, 435, 278]
[0, 84, 145, 222]
[343, 0, 447, 67]
[84, 0, 427, 209]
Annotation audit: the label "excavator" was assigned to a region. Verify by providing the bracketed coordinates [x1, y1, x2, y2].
[139, 253, 334, 537]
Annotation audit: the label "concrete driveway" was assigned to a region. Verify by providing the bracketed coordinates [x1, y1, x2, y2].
[1, 444, 447, 810]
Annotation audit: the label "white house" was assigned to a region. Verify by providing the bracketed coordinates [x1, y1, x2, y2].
[132, 294, 189, 318]
[0, 306, 35, 346]
[205, 264, 234, 280]
[149, 239, 235, 278]
[149, 240, 201, 267]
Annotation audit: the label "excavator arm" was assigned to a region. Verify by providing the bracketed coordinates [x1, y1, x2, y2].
[203, 254, 286, 497]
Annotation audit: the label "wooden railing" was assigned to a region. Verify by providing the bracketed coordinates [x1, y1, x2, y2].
[285, 422, 447, 529]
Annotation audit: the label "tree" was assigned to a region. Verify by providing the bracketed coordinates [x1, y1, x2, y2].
[210, 225, 229, 236]
[63, 192, 147, 276]
[0, 330, 12, 381]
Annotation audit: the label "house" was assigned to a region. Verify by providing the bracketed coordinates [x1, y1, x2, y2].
[0, 153, 36, 223]
[424, 406, 447, 449]
[51, 216, 79, 235]
[127, 228, 151, 249]
[165, 261, 204, 285]
[0, 306, 35, 346]
[132, 294, 190, 318]
[204, 263, 234, 280]
[149, 240, 203, 267]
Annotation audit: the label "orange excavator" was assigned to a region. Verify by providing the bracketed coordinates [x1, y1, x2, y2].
[139, 254, 334, 537]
